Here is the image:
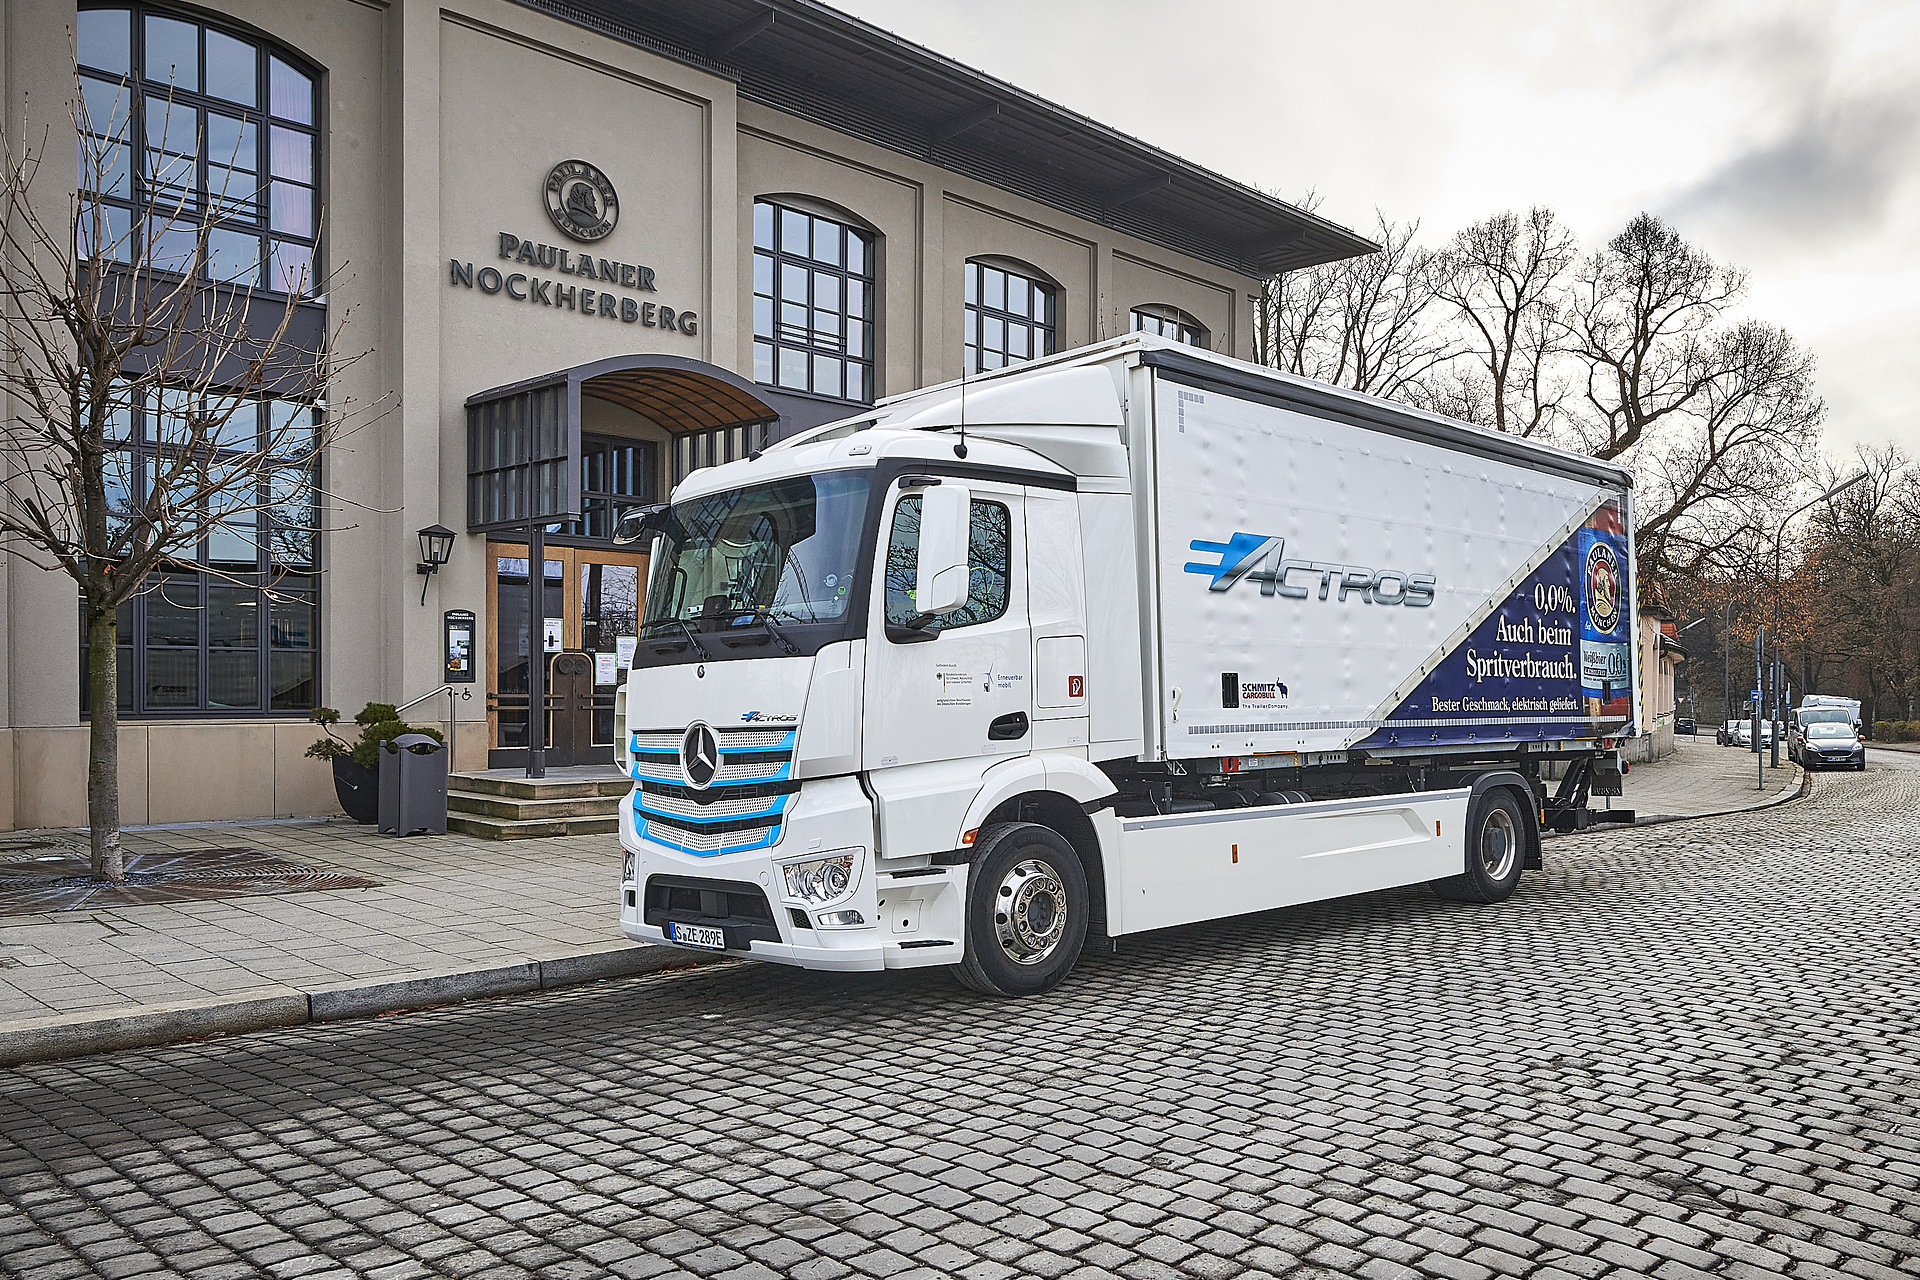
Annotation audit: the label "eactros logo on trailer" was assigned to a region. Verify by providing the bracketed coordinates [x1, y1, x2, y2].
[1184, 532, 1435, 606]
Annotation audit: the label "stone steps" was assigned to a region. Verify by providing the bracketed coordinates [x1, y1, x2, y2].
[446, 770, 629, 840]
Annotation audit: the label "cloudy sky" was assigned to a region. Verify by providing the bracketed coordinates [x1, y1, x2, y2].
[836, 0, 1920, 463]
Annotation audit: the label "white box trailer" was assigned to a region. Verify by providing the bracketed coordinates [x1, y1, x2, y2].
[613, 334, 1640, 994]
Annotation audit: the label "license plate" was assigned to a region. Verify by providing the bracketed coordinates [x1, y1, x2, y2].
[668, 922, 726, 950]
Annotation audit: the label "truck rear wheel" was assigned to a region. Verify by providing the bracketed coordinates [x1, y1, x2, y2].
[952, 822, 1088, 997]
[1430, 789, 1527, 904]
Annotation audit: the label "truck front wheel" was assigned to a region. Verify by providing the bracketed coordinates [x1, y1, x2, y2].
[1430, 789, 1527, 904]
[952, 823, 1089, 997]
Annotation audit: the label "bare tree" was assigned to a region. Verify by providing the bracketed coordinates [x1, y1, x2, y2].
[1257, 212, 1457, 404]
[1792, 446, 1920, 724]
[1432, 207, 1577, 439]
[1628, 320, 1825, 581]
[0, 69, 364, 880]
[1565, 213, 1747, 462]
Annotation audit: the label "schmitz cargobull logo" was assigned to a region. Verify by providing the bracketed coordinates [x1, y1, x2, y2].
[1185, 532, 1435, 606]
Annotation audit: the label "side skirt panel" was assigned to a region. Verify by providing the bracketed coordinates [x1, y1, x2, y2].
[1094, 789, 1472, 935]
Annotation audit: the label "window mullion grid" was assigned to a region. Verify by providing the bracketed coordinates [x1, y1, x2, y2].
[196, 554, 210, 713]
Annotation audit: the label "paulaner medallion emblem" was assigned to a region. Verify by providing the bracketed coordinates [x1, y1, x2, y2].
[544, 160, 619, 242]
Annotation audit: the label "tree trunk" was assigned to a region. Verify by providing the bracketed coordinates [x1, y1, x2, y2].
[87, 607, 125, 883]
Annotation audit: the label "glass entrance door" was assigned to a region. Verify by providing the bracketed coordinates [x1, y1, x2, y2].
[487, 544, 648, 766]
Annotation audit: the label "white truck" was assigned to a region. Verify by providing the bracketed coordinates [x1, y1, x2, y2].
[612, 334, 1640, 995]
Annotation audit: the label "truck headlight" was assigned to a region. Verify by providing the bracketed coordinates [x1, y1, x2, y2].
[781, 850, 859, 904]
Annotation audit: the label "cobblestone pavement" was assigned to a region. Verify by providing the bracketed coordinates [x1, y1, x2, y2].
[3, 755, 1917, 1280]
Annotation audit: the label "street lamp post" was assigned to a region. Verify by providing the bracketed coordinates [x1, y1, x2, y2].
[1721, 600, 1733, 741]
[1765, 470, 1870, 770]
[1678, 616, 1707, 736]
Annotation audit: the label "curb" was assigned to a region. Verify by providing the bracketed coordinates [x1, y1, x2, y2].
[1544, 762, 1806, 841]
[0, 943, 717, 1069]
[1627, 763, 1808, 829]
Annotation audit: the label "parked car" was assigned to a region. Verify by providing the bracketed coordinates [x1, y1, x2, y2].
[1791, 706, 1857, 759]
[1717, 719, 1743, 745]
[1797, 721, 1866, 770]
[1676, 717, 1696, 735]
[1734, 720, 1778, 748]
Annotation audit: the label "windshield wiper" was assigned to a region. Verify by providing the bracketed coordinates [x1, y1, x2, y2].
[647, 617, 710, 660]
[738, 607, 801, 656]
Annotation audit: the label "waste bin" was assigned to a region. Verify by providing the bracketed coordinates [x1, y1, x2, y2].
[378, 733, 448, 836]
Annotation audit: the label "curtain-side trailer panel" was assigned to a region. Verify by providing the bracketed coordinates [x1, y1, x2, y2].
[1143, 365, 1638, 764]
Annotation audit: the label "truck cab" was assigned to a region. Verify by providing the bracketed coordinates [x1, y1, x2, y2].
[615, 422, 1108, 988]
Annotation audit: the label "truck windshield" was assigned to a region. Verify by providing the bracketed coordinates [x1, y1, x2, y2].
[640, 470, 870, 634]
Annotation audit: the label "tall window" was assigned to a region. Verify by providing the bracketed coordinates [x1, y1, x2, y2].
[556, 435, 657, 540]
[81, 393, 321, 716]
[966, 260, 1055, 373]
[76, 5, 320, 295]
[753, 200, 875, 403]
[1131, 304, 1208, 349]
[672, 422, 773, 488]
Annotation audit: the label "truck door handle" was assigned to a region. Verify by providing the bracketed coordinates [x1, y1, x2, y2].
[988, 712, 1029, 741]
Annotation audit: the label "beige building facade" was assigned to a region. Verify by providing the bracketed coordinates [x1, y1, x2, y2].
[0, 0, 1366, 828]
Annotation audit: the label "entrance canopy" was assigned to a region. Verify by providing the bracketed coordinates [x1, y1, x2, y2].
[464, 355, 779, 534]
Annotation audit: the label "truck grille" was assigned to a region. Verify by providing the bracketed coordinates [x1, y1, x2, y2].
[629, 725, 797, 857]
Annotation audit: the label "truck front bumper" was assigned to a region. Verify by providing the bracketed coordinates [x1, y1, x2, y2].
[620, 920, 890, 971]
[617, 774, 966, 971]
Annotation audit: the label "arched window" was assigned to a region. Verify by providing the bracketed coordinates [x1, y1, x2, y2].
[76, 5, 320, 295]
[752, 199, 876, 404]
[1131, 304, 1208, 349]
[966, 259, 1055, 373]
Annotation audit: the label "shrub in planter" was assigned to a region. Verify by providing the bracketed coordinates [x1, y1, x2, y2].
[308, 705, 446, 823]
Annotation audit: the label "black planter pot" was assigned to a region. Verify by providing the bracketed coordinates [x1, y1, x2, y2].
[331, 757, 380, 824]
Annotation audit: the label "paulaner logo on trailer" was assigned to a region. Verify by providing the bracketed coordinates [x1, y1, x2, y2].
[1184, 532, 1436, 606]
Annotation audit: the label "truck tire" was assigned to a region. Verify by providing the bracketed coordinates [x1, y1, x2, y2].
[951, 822, 1089, 997]
[1430, 789, 1526, 904]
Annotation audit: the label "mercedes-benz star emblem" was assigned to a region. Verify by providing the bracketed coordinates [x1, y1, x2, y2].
[681, 722, 720, 790]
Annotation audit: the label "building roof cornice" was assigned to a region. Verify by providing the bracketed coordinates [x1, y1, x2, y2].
[513, 0, 1377, 280]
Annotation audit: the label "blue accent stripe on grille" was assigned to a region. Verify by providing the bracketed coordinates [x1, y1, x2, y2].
[633, 794, 794, 826]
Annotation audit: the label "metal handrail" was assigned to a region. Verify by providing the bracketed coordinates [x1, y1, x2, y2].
[391, 686, 472, 774]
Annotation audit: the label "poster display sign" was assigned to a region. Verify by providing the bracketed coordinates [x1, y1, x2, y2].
[443, 610, 477, 683]
[543, 618, 564, 653]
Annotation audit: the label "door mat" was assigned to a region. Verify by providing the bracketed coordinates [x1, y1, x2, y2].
[0, 843, 380, 915]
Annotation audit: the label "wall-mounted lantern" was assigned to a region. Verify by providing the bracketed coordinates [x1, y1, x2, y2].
[416, 524, 456, 605]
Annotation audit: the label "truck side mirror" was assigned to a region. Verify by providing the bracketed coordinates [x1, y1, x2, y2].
[914, 483, 972, 616]
[611, 505, 664, 547]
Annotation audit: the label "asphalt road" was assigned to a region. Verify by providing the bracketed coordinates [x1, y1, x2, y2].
[4, 756, 1918, 1280]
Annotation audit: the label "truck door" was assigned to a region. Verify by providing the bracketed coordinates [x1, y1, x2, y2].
[1025, 489, 1088, 748]
[863, 478, 1032, 844]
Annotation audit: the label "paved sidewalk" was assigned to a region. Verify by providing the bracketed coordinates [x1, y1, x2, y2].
[0, 817, 666, 1040]
[1613, 732, 1803, 823]
[0, 735, 1807, 1065]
